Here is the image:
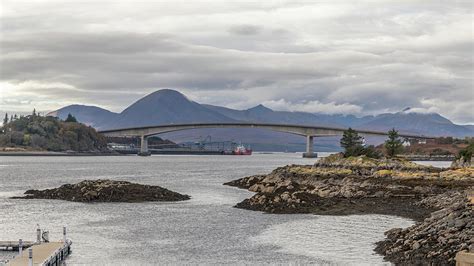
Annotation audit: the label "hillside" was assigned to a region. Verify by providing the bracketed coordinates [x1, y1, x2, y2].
[0, 114, 108, 152]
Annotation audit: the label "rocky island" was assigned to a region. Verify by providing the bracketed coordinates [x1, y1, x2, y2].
[225, 153, 473, 265]
[13, 179, 190, 202]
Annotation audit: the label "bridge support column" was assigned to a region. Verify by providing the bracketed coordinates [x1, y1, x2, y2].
[303, 135, 317, 158]
[138, 135, 151, 156]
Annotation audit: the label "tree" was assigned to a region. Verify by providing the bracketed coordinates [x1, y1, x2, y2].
[340, 128, 363, 157]
[458, 142, 473, 164]
[65, 113, 77, 123]
[385, 128, 403, 157]
[3, 113, 8, 125]
[32, 108, 37, 116]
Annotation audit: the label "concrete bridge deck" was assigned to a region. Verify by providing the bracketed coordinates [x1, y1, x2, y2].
[99, 122, 435, 157]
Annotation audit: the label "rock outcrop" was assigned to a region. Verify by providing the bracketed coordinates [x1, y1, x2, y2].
[13, 179, 190, 202]
[225, 154, 472, 218]
[376, 192, 473, 265]
[224, 153, 474, 265]
[451, 156, 473, 168]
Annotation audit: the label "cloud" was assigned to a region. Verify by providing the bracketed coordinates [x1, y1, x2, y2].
[262, 99, 363, 115]
[228, 24, 262, 35]
[0, 0, 472, 123]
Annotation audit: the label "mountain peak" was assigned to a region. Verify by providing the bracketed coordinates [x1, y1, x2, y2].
[248, 104, 273, 113]
[146, 89, 190, 101]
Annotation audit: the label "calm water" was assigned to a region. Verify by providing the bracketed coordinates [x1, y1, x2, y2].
[0, 154, 447, 265]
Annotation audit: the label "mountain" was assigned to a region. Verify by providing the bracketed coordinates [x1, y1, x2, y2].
[357, 109, 473, 137]
[463, 125, 474, 131]
[48, 105, 118, 129]
[48, 90, 474, 151]
[101, 89, 234, 129]
[203, 104, 342, 127]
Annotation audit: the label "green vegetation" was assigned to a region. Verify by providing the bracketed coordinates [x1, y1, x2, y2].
[457, 141, 474, 164]
[384, 128, 403, 157]
[3, 113, 8, 125]
[340, 128, 381, 158]
[65, 113, 78, 123]
[340, 128, 363, 156]
[0, 111, 107, 152]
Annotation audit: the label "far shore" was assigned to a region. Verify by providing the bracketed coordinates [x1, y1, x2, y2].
[0, 150, 458, 160]
[0, 151, 124, 156]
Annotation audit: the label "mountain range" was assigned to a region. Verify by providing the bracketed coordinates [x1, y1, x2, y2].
[49, 89, 474, 151]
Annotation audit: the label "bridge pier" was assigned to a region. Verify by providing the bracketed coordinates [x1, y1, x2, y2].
[303, 135, 317, 158]
[138, 135, 151, 156]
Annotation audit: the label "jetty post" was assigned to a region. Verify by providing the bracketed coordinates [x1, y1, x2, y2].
[36, 225, 41, 244]
[28, 248, 33, 266]
[18, 239, 23, 256]
[63, 226, 67, 242]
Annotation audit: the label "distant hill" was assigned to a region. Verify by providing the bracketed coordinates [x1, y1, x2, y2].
[0, 114, 108, 152]
[203, 104, 342, 127]
[49, 105, 118, 130]
[47, 89, 474, 151]
[356, 109, 473, 137]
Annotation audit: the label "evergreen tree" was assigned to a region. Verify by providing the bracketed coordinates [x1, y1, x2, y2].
[65, 113, 78, 123]
[3, 113, 8, 125]
[32, 108, 37, 116]
[340, 128, 363, 157]
[384, 128, 403, 157]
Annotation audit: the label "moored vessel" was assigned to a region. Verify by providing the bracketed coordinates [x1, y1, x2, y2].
[232, 144, 252, 155]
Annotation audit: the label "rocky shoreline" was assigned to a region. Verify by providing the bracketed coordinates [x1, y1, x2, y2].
[224, 154, 473, 264]
[375, 191, 473, 265]
[12, 179, 190, 202]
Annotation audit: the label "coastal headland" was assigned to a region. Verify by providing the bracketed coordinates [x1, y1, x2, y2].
[225, 153, 473, 265]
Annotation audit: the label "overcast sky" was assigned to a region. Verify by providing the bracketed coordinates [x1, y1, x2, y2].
[0, 0, 473, 123]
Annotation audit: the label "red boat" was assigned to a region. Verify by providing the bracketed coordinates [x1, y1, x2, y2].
[232, 144, 252, 155]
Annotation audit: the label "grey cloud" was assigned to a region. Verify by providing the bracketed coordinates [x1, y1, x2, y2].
[228, 24, 262, 35]
[0, 1, 472, 123]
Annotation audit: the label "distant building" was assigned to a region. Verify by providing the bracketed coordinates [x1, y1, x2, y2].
[107, 143, 135, 150]
[402, 140, 411, 147]
[418, 139, 427, 145]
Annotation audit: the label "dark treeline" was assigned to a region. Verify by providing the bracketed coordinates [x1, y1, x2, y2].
[1, 110, 107, 152]
[106, 136, 177, 147]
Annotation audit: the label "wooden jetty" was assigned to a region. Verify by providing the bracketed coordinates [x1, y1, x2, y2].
[6, 240, 72, 266]
[2, 226, 72, 266]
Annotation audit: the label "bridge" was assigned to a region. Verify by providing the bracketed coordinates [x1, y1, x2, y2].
[98, 122, 433, 157]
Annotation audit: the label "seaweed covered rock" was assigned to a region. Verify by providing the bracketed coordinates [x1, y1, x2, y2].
[225, 155, 474, 265]
[13, 179, 190, 202]
[376, 193, 473, 265]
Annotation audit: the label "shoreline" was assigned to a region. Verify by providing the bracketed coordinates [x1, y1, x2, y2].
[224, 154, 473, 265]
[0, 151, 125, 156]
[0, 150, 459, 161]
